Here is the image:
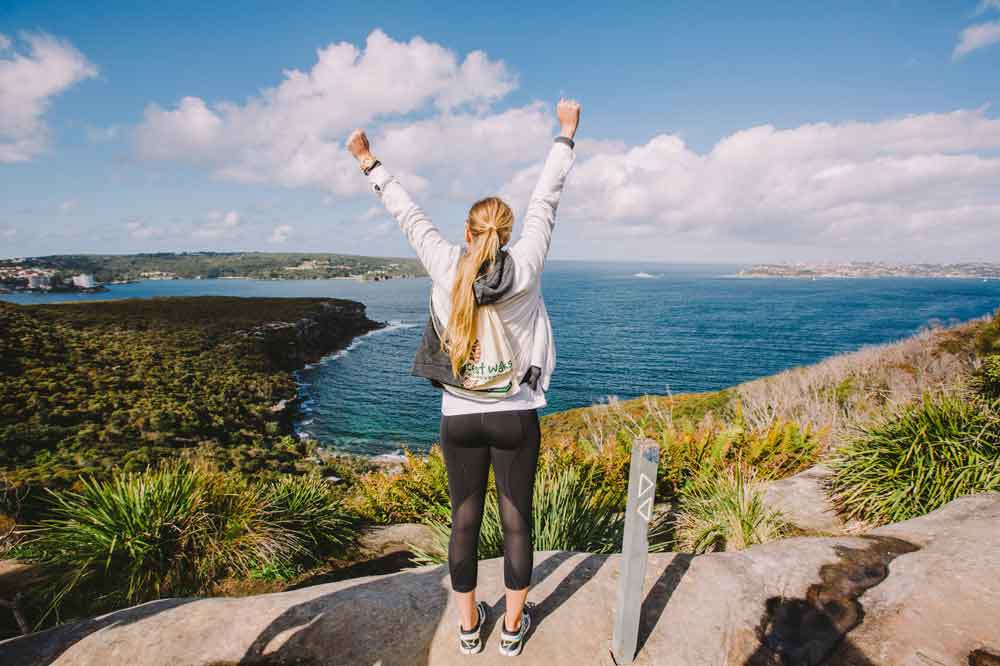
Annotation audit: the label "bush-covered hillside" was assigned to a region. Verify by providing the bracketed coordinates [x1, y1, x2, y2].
[0, 297, 381, 491]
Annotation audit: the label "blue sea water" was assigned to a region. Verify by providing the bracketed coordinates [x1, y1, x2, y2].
[5, 262, 1000, 457]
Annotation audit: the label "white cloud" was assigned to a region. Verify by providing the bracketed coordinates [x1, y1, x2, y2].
[268, 224, 293, 244]
[953, 20, 1000, 59]
[133, 30, 544, 196]
[58, 199, 78, 213]
[0, 32, 97, 162]
[1, 227, 16, 238]
[500, 108, 1000, 252]
[193, 210, 241, 239]
[126, 220, 163, 240]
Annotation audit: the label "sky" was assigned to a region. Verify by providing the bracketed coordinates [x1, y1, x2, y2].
[1, 1, 999, 264]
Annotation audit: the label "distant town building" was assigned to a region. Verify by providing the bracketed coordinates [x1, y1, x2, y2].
[72, 273, 97, 288]
[28, 274, 51, 289]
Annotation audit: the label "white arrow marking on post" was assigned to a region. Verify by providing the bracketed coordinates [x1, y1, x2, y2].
[638, 472, 654, 497]
[636, 496, 653, 522]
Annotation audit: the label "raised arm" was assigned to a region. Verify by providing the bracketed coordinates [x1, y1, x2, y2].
[346, 129, 459, 285]
[507, 99, 581, 290]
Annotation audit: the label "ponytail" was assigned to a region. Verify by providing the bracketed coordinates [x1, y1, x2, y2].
[443, 196, 514, 377]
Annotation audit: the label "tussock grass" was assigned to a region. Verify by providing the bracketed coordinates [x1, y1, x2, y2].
[18, 461, 358, 625]
[409, 459, 672, 566]
[826, 391, 1000, 526]
[673, 465, 790, 553]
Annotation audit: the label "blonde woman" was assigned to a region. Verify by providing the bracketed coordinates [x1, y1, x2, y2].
[347, 98, 579, 657]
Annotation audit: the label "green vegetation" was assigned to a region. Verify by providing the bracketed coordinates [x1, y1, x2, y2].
[673, 465, 790, 553]
[409, 455, 673, 567]
[827, 392, 1000, 526]
[2, 251, 425, 283]
[826, 313, 1000, 526]
[16, 461, 358, 627]
[0, 297, 379, 492]
[350, 447, 450, 524]
[2, 296, 998, 637]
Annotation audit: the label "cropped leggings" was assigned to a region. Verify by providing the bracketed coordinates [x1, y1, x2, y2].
[438, 408, 541, 593]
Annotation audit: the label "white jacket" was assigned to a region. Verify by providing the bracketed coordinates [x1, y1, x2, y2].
[367, 138, 576, 395]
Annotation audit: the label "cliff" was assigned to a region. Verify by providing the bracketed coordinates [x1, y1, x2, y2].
[236, 298, 385, 371]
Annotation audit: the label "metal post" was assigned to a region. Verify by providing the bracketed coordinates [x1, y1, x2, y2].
[611, 437, 660, 665]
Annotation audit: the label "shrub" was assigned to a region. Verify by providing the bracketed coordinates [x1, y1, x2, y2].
[409, 461, 672, 566]
[673, 464, 790, 553]
[24, 462, 211, 622]
[19, 461, 360, 625]
[826, 392, 1000, 526]
[973, 354, 1000, 400]
[351, 446, 450, 524]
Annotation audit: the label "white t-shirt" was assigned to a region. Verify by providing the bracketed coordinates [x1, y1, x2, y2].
[440, 381, 547, 416]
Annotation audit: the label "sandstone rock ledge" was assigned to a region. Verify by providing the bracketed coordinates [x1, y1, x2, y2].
[2, 494, 998, 666]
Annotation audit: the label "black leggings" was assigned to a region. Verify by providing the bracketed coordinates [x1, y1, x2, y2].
[438, 408, 541, 593]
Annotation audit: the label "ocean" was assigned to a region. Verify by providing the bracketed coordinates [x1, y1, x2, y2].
[5, 261, 1000, 457]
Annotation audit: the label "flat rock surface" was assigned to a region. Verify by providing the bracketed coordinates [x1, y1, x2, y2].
[762, 465, 861, 534]
[2, 494, 998, 665]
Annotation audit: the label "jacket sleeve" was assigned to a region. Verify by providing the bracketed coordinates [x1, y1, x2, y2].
[367, 164, 460, 286]
[507, 140, 576, 292]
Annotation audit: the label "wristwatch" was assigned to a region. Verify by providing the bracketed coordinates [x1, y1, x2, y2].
[359, 156, 380, 175]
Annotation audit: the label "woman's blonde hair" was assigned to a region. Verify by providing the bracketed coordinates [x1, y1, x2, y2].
[443, 196, 514, 376]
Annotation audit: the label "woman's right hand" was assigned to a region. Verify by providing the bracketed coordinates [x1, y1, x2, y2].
[346, 128, 373, 162]
[556, 98, 581, 140]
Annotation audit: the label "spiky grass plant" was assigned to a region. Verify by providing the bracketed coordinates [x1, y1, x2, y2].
[673, 464, 789, 554]
[262, 474, 359, 557]
[26, 462, 212, 622]
[22, 461, 360, 625]
[409, 462, 672, 566]
[826, 392, 1000, 526]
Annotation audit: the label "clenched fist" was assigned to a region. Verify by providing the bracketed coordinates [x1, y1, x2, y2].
[556, 98, 581, 140]
[346, 128, 372, 162]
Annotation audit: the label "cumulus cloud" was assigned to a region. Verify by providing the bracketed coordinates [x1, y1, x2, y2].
[953, 20, 1000, 59]
[500, 107, 1000, 251]
[0, 32, 97, 162]
[133, 30, 539, 196]
[268, 224, 293, 244]
[193, 210, 241, 239]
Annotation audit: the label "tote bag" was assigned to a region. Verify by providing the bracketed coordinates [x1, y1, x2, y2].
[430, 295, 521, 400]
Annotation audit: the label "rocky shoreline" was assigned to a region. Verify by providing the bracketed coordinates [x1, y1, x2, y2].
[237, 298, 386, 372]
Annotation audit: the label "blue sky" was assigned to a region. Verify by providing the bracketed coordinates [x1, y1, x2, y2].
[2, 1, 999, 262]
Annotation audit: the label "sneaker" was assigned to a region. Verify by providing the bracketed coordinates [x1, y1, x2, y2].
[458, 600, 488, 655]
[498, 601, 533, 657]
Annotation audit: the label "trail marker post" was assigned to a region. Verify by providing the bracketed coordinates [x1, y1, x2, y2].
[610, 437, 660, 665]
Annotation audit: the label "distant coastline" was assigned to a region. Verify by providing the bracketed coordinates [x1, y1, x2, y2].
[737, 261, 1000, 279]
[0, 251, 428, 291]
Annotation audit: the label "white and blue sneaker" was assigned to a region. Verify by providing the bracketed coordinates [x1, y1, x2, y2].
[458, 601, 488, 655]
[498, 601, 533, 657]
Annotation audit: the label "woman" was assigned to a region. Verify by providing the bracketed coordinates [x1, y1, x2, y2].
[346, 97, 580, 657]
